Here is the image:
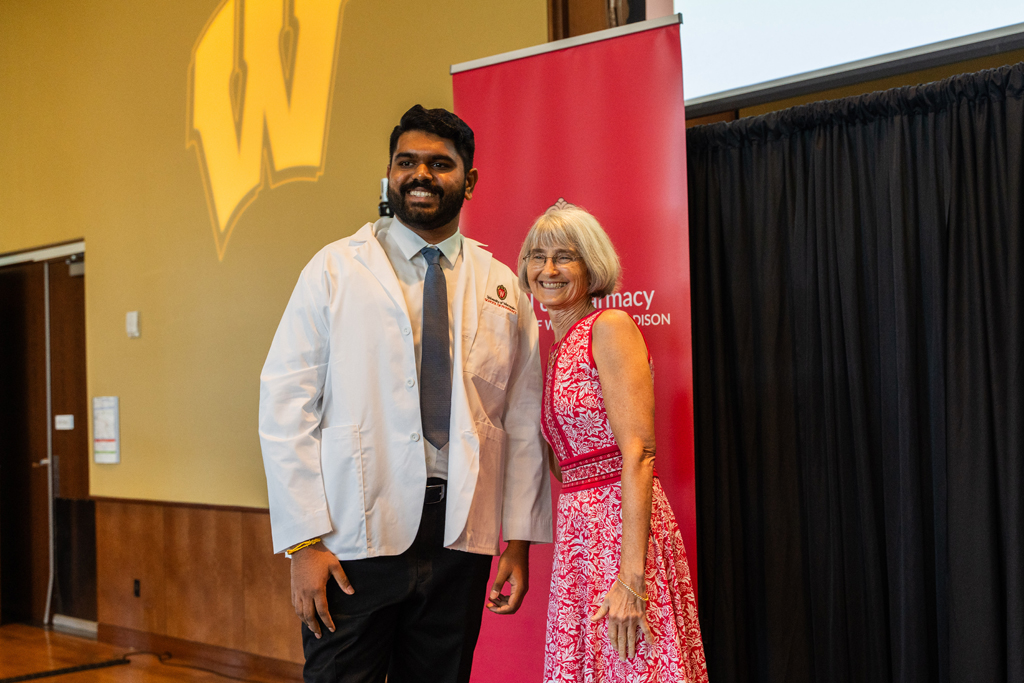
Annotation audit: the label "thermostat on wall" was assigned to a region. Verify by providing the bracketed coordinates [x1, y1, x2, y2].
[126, 311, 140, 338]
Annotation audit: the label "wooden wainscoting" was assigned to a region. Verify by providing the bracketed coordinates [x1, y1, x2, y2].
[95, 500, 303, 678]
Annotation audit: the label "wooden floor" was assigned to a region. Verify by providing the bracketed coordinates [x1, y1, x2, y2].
[0, 624, 281, 683]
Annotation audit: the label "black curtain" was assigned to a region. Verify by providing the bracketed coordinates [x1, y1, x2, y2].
[687, 63, 1024, 683]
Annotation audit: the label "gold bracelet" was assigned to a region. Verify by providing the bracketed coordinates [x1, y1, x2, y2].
[615, 576, 649, 602]
[285, 538, 321, 557]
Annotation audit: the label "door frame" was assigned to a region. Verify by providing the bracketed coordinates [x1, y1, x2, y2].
[0, 240, 85, 268]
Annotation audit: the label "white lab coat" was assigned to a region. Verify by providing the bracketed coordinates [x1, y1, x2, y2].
[259, 219, 552, 558]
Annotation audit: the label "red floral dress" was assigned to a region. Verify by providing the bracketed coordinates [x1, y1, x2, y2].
[542, 310, 709, 683]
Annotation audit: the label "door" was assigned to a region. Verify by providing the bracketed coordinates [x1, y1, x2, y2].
[0, 250, 94, 625]
[0, 261, 49, 623]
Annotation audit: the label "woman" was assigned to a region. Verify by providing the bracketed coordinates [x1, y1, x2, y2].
[519, 207, 708, 682]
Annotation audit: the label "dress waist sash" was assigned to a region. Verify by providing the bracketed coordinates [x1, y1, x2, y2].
[559, 446, 623, 493]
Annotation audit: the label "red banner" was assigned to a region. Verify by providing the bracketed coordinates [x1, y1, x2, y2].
[453, 21, 690, 681]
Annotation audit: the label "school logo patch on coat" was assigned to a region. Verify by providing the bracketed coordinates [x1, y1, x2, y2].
[485, 283, 517, 314]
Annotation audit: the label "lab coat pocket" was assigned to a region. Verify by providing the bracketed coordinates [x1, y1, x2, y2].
[465, 307, 518, 391]
[319, 425, 366, 553]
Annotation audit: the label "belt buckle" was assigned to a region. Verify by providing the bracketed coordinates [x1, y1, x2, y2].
[425, 482, 446, 505]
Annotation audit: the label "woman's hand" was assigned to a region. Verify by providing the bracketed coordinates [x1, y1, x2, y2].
[591, 576, 651, 661]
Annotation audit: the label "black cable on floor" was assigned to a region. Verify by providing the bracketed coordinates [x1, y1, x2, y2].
[121, 651, 265, 682]
[0, 649, 271, 683]
[0, 658, 129, 683]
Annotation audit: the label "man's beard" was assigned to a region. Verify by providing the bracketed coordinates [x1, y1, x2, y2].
[387, 179, 465, 232]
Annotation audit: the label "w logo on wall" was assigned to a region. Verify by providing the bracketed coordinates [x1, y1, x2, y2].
[187, 0, 348, 259]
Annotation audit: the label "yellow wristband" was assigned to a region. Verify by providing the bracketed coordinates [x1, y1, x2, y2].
[285, 538, 321, 557]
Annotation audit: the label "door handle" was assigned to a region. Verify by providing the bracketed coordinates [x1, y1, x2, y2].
[32, 458, 50, 468]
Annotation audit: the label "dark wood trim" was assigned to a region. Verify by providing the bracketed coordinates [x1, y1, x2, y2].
[49, 257, 89, 501]
[548, 0, 570, 41]
[685, 109, 740, 128]
[97, 624, 302, 683]
[91, 496, 268, 515]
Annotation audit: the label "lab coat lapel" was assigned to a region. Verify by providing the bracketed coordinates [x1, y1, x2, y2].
[349, 220, 411, 323]
[454, 238, 492, 356]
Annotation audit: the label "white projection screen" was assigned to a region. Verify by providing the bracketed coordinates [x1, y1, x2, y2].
[675, 0, 1024, 115]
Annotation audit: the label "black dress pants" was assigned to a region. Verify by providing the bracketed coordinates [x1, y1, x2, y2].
[302, 492, 493, 683]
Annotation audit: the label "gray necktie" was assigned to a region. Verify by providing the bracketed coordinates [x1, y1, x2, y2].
[420, 247, 451, 449]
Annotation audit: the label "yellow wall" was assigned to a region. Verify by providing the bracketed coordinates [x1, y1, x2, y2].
[0, 0, 547, 507]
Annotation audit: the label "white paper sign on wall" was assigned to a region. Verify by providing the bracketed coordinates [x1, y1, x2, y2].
[93, 396, 120, 464]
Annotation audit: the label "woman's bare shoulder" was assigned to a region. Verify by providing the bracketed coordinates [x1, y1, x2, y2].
[592, 309, 645, 360]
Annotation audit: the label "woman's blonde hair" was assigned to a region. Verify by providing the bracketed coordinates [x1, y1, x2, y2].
[517, 206, 621, 297]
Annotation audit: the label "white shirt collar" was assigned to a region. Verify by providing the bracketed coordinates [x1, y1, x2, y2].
[389, 217, 463, 266]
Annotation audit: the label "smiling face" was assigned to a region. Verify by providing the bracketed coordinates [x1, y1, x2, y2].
[526, 245, 590, 311]
[386, 130, 477, 237]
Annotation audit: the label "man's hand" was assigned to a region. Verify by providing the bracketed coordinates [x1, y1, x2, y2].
[290, 542, 353, 638]
[486, 540, 530, 614]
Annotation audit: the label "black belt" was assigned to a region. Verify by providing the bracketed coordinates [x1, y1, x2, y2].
[425, 478, 446, 505]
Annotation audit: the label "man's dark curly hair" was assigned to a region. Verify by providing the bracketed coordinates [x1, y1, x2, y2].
[389, 105, 475, 171]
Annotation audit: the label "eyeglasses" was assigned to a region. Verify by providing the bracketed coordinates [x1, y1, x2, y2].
[524, 251, 580, 267]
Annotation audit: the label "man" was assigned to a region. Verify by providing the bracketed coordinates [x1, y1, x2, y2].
[259, 105, 551, 683]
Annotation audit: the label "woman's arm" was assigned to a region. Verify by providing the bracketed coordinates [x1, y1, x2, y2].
[589, 309, 656, 661]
